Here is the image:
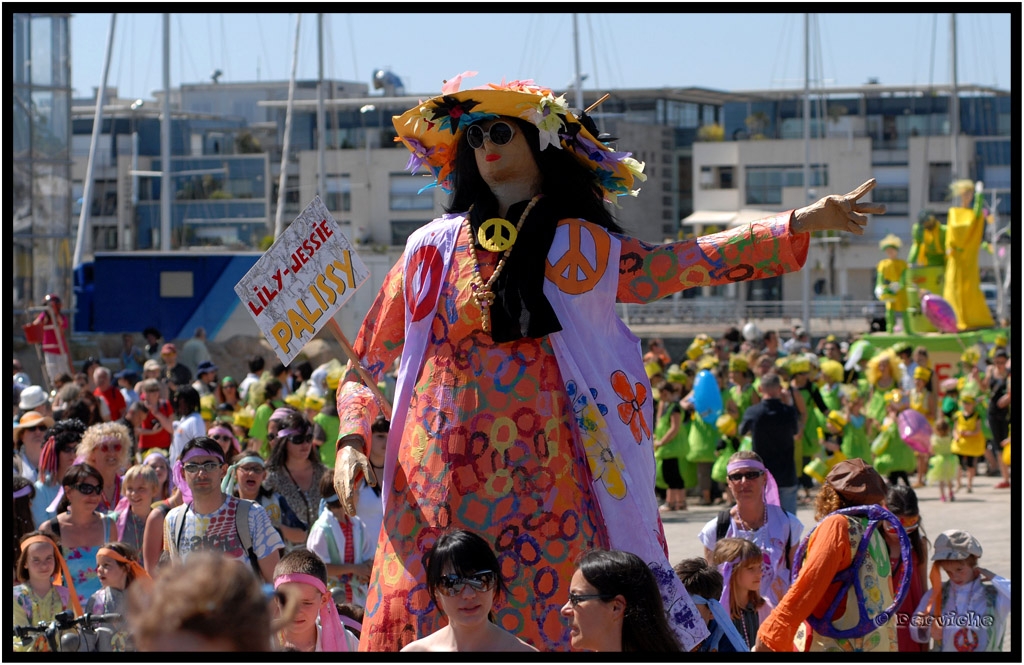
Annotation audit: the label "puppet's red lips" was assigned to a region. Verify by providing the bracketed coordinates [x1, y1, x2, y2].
[485, 154, 500, 162]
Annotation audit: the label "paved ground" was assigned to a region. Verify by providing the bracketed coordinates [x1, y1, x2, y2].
[660, 467, 1014, 652]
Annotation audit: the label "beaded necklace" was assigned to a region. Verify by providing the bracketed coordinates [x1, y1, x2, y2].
[734, 502, 766, 532]
[464, 195, 542, 334]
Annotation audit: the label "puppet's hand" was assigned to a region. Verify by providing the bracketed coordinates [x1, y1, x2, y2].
[792, 179, 886, 235]
[334, 446, 374, 517]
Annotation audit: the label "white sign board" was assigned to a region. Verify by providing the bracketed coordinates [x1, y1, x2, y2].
[235, 196, 369, 366]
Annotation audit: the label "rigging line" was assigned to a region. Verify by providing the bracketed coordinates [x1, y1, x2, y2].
[206, 13, 216, 80]
[220, 13, 231, 80]
[585, 13, 600, 93]
[255, 14, 275, 81]
[516, 13, 534, 76]
[594, 15, 616, 89]
[140, 15, 159, 101]
[771, 13, 794, 89]
[177, 14, 202, 88]
[346, 14, 358, 82]
[537, 14, 568, 87]
[111, 12, 127, 96]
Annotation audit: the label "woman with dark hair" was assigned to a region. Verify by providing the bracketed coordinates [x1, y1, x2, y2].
[39, 463, 116, 605]
[32, 418, 87, 528]
[401, 528, 536, 652]
[263, 411, 325, 551]
[335, 74, 884, 650]
[883, 484, 929, 652]
[560, 548, 681, 652]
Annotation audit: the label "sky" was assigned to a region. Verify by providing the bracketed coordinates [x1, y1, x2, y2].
[68, 11, 1014, 103]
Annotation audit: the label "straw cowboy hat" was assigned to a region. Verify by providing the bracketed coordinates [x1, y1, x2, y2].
[14, 411, 55, 442]
[392, 71, 646, 202]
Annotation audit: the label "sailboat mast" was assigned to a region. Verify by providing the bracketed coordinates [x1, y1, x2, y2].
[801, 12, 811, 333]
[73, 14, 116, 268]
[161, 13, 172, 251]
[572, 13, 583, 111]
[274, 13, 302, 239]
[950, 13, 959, 178]
[317, 13, 327, 199]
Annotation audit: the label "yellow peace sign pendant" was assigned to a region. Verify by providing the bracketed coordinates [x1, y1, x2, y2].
[477, 218, 519, 252]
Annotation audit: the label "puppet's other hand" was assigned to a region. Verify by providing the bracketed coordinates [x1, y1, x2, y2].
[334, 446, 374, 517]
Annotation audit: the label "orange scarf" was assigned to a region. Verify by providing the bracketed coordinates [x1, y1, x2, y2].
[96, 547, 151, 585]
[20, 534, 84, 618]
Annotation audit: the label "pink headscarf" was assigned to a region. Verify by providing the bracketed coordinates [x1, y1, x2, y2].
[172, 446, 225, 505]
[726, 458, 780, 508]
[274, 573, 354, 652]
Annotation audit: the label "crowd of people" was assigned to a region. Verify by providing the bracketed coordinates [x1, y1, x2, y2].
[11, 320, 1011, 652]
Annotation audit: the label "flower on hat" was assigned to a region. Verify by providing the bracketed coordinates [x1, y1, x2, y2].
[393, 72, 645, 202]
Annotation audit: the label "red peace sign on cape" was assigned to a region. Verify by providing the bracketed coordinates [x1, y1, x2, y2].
[405, 245, 445, 322]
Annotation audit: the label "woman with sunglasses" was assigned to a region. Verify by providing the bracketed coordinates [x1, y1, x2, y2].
[699, 451, 803, 609]
[402, 529, 536, 652]
[263, 411, 325, 552]
[76, 421, 132, 514]
[39, 463, 116, 605]
[559, 549, 680, 652]
[882, 485, 929, 652]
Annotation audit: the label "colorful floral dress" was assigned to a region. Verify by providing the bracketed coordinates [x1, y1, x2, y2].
[13, 585, 71, 652]
[346, 214, 808, 651]
[62, 515, 115, 605]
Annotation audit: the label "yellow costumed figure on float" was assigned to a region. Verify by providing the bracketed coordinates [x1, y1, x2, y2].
[875, 234, 911, 334]
[944, 180, 994, 330]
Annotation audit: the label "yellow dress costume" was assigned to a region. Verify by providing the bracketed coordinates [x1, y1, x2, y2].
[944, 193, 995, 330]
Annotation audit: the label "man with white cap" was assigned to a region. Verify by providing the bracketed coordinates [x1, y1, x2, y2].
[910, 530, 1011, 652]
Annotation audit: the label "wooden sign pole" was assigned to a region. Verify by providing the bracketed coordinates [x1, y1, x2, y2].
[326, 318, 393, 420]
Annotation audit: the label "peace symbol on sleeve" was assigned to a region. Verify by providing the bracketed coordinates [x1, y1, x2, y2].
[546, 219, 610, 295]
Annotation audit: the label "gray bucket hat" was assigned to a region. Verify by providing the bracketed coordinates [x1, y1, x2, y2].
[931, 529, 983, 561]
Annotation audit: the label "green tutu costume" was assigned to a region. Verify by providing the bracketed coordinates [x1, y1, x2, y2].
[841, 414, 872, 462]
[655, 408, 697, 490]
[872, 421, 918, 476]
[926, 434, 957, 483]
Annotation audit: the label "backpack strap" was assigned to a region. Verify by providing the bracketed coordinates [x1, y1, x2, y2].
[716, 509, 732, 541]
[172, 503, 191, 562]
[234, 498, 262, 577]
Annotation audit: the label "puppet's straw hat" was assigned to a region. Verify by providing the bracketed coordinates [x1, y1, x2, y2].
[393, 71, 646, 203]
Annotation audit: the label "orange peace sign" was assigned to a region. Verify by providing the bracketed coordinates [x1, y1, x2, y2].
[478, 217, 518, 252]
[546, 219, 610, 295]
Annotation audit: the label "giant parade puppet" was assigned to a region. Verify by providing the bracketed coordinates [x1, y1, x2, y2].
[331, 72, 885, 652]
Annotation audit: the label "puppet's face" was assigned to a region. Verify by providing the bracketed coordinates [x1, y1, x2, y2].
[471, 119, 541, 193]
